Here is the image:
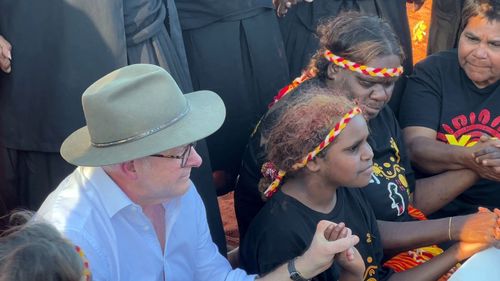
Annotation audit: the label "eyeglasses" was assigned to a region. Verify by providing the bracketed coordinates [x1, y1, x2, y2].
[150, 142, 197, 168]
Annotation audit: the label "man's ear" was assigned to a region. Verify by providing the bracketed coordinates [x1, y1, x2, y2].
[305, 158, 321, 173]
[120, 160, 138, 179]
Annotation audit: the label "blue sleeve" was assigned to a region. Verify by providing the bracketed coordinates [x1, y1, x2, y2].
[191, 187, 257, 281]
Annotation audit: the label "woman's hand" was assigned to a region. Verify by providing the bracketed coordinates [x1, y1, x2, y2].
[472, 136, 500, 180]
[272, 0, 313, 17]
[453, 241, 491, 261]
[0, 35, 12, 73]
[452, 207, 500, 247]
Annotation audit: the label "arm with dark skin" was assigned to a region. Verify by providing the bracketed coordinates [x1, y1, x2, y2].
[378, 209, 500, 280]
[412, 169, 479, 215]
[377, 209, 500, 253]
[387, 241, 487, 281]
[393, 124, 479, 215]
[404, 127, 500, 181]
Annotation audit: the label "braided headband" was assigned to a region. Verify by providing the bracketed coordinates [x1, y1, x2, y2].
[269, 68, 317, 108]
[268, 50, 403, 109]
[75, 245, 91, 281]
[324, 50, 403, 78]
[263, 106, 362, 198]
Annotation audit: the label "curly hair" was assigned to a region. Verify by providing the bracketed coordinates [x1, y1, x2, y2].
[259, 87, 357, 194]
[308, 11, 404, 81]
[0, 211, 85, 281]
[462, 0, 500, 29]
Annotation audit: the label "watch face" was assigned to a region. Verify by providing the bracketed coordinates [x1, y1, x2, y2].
[290, 271, 306, 281]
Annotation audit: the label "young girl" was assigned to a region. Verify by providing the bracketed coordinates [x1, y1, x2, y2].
[235, 15, 500, 273]
[0, 211, 91, 281]
[240, 89, 492, 281]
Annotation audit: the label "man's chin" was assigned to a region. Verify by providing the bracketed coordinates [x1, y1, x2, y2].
[169, 182, 191, 199]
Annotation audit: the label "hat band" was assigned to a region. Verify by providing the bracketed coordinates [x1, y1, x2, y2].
[91, 102, 190, 148]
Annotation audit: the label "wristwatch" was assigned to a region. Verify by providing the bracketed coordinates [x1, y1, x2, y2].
[287, 258, 311, 281]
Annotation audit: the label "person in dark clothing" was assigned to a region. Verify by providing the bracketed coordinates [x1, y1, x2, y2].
[236, 12, 500, 275]
[239, 88, 496, 281]
[0, 0, 123, 221]
[400, 0, 500, 219]
[0, 0, 225, 255]
[427, 0, 465, 55]
[176, 0, 290, 193]
[272, 0, 412, 116]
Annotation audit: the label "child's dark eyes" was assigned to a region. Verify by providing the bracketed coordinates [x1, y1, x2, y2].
[358, 79, 395, 89]
[347, 143, 360, 152]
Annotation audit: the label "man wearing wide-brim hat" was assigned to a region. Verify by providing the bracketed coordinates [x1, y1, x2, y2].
[37, 64, 360, 280]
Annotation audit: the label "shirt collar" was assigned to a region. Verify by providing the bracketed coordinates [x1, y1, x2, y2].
[81, 166, 135, 218]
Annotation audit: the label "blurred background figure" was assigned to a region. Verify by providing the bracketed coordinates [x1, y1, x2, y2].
[427, 0, 465, 55]
[0, 211, 90, 281]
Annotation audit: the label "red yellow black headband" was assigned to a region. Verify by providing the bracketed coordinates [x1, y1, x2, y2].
[263, 107, 362, 198]
[269, 50, 403, 108]
[324, 50, 403, 78]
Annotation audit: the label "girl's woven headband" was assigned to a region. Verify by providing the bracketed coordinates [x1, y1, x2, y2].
[75, 245, 91, 281]
[263, 106, 362, 197]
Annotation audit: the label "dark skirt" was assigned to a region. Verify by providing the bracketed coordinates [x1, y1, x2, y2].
[426, 0, 464, 55]
[183, 8, 290, 174]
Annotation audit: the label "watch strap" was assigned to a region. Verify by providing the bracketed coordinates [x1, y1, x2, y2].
[287, 258, 310, 281]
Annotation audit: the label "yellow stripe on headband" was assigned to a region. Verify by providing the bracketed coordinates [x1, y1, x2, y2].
[324, 50, 403, 78]
[263, 106, 362, 198]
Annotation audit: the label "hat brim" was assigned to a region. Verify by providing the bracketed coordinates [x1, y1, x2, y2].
[61, 90, 225, 166]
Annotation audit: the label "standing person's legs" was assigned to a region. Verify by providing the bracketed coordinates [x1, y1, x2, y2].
[0, 146, 14, 231]
[183, 9, 289, 194]
[0, 147, 75, 214]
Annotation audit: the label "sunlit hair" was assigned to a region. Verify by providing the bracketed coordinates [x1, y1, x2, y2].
[462, 0, 500, 29]
[309, 11, 404, 81]
[0, 211, 85, 281]
[259, 87, 357, 195]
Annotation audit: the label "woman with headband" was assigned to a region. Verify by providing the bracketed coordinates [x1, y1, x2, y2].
[235, 12, 500, 276]
[239, 90, 493, 281]
[272, 0, 414, 116]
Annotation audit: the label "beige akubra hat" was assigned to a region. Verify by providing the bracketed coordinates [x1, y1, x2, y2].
[61, 64, 226, 166]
